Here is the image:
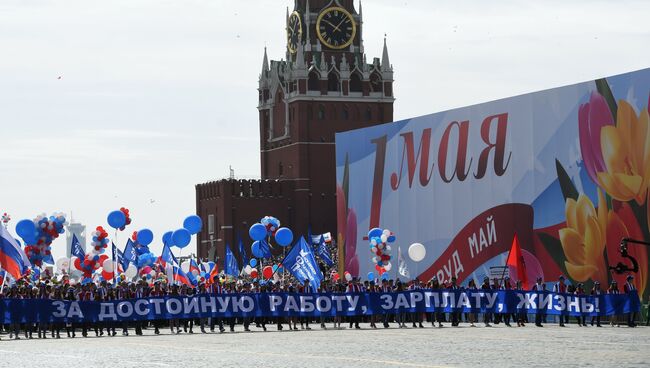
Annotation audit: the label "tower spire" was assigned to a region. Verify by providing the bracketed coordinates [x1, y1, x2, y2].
[381, 35, 391, 72]
[261, 47, 269, 77]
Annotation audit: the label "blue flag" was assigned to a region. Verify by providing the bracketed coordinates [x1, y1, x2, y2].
[70, 234, 85, 259]
[123, 239, 138, 269]
[237, 235, 249, 268]
[282, 237, 323, 286]
[225, 245, 239, 276]
[112, 242, 126, 272]
[160, 242, 178, 266]
[315, 235, 334, 267]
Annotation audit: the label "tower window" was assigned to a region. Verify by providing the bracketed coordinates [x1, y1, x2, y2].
[318, 105, 325, 120]
[208, 214, 215, 235]
[365, 107, 372, 121]
[308, 70, 320, 91]
[370, 72, 382, 92]
[279, 162, 284, 177]
[350, 72, 362, 92]
[341, 107, 349, 120]
[328, 72, 340, 92]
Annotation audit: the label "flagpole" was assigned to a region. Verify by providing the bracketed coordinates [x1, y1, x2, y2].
[499, 236, 515, 287]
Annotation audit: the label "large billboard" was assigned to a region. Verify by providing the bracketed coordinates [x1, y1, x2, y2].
[336, 68, 650, 298]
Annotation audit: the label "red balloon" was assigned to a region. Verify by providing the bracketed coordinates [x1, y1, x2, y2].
[250, 269, 259, 279]
[74, 257, 82, 271]
[262, 266, 273, 279]
[102, 270, 113, 280]
[99, 254, 109, 264]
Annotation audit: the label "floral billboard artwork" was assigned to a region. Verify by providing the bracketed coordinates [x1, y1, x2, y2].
[336, 68, 650, 299]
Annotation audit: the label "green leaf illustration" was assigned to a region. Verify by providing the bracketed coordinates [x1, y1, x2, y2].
[537, 232, 569, 277]
[595, 78, 618, 122]
[555, 159, 579, 201]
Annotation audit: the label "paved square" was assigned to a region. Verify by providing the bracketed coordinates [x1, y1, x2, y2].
[1, 324, 648, 367]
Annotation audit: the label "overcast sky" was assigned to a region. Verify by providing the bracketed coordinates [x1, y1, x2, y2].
[1, 0, 649, 262]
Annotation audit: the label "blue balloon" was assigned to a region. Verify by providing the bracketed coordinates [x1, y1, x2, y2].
[172, 228, 191, 248]
[249, 223, 267, 241]
[183, 215, 203, 235]
[249, 258, 258, 267]
[162, 231, 173, 246]
[15, 219, 36, 241]
[251, 241, 264, 258]
[368, 227, 383, 238]
[137, 229, 154, 246]
[107, 210, 126, 229]
[381, 273, 389, 280]
[387, 235, 396, 243]
[274, 227, 293, 247]
[272, 265, 278, 272]
[368, 272, 375, 280]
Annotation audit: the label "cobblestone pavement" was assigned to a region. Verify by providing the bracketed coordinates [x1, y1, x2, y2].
[0, 323, 648, 367]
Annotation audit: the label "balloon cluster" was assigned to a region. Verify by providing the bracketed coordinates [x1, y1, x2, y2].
[133, 229, 153, 254]
[73, 226, 110, 283]
[249, 216, 293, 248]
[18, 213, 67, 268]
[165, 215, 202, 249]
[368, 227, 395, 275]
[91, 226, 110, 253]
[106, 207, 131, 231]
[1, 212, 10, 225]
[261, 216, 281, 235]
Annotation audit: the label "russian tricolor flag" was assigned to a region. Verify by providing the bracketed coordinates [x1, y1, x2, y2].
[189, 258, 200, 275]
[173, 265, 194, 287]
[0, 225, 31, 280]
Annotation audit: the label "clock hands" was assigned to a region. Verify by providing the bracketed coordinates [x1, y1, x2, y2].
[322, 19, 342, 33]
[334, 18, 348, 33]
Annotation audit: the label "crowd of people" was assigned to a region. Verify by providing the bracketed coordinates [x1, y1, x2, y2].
[0, 272, 645, 340]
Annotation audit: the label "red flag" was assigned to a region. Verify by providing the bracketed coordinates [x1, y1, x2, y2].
[206, 263, 219, 285]
[506, 234, 528, 288]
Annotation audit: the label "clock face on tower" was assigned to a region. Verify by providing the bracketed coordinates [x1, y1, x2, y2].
[316, 6, 356, 50]
[287, 11, 303, 54]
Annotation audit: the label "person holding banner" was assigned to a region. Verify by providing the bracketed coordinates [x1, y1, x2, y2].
[480, 277, 492, 327]
[466, 279, 478, 327]
[590, 282, 603, 327]
[532, 277, 546, 327]
[515, 280, 526, 327]
[347, 278, 363, 329]
[149, 281, 166, 335]
[409, 279, 425, 328]
[624, 275, 637, 327]
[64, 287, 77, 338]
[207, 277, 225, 333]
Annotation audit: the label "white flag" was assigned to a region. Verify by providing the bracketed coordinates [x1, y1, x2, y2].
[398, 246, 410, 278]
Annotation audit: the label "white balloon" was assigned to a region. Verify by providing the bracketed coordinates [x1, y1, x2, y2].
[102, 259, 114, 273]
[383, 262, 392, 271]
[382, 229, 391, 237]
[408, 243, 426, 262]
[344, 272, 353, 281]
[181, 262, 190, 273]
[380, 234, 388, 243]
[244, 265, 253, 275]
[56, 257, 70, 272]
[125, 264, 137, 279]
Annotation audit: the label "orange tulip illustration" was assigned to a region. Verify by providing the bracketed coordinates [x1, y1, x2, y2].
[597, 100, 650, 204]
[559, 190, 608, 284]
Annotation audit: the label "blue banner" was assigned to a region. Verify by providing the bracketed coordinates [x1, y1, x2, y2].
[0, 290, 640, 324]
